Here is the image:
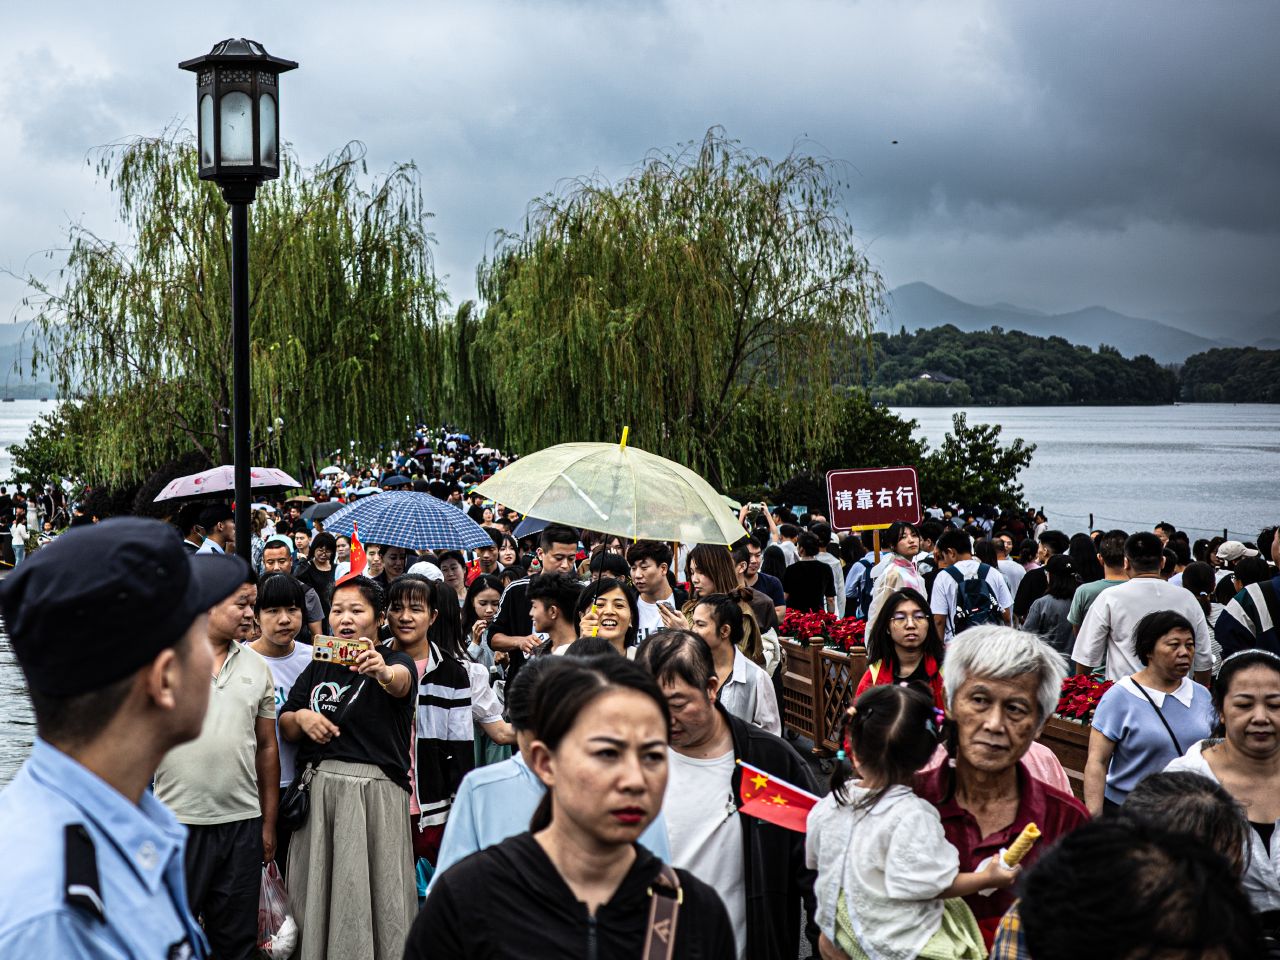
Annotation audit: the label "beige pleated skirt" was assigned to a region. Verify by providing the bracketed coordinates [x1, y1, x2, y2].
[287, 760, 416, 960]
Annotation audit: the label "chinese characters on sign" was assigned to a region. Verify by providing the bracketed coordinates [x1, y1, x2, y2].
[826, 467, 922, 531]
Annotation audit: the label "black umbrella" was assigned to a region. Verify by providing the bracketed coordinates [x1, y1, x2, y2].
[302, 500, 346, 521]
[383, 475, 412, 489]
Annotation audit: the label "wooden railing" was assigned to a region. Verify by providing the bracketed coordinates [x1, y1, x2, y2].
[781, 638, 867, 754]
[783, 637, 1090, 798]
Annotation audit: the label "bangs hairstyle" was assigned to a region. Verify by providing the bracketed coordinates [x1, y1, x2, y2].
[942, 625, 1066, 727]
[865, 588, 944, 672]
[575, 577, 639, 649]
[886, 521, 920, 555]
[332, 575, 386, 618]
[256, 572, 306, 611]
[529, 657, 670, 832]
[626, 539, 673, 570]
[462, 573, 504, 632]
[386, 573, 438, 612]
[1133, 610, 1195, 666]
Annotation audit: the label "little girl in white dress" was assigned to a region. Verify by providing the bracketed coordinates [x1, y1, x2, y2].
[806, 684, 1018, 960]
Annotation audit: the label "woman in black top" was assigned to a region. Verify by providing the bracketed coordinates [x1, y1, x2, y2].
[407, 657, 735, 959]
[280, 575, 418, 960]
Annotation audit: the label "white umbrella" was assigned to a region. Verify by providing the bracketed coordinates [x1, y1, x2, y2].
[154, 466, 302, 502]
[319, 466, 343, 476]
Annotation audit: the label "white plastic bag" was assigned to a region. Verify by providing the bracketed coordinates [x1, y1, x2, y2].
[257, 861, 298, 958]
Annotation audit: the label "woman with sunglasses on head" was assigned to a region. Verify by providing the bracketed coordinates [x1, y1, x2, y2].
[1165, 648, 1280, 932]
[855, 587, 946, 712]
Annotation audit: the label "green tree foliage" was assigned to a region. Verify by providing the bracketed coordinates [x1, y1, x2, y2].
[1180, 347, 1280, 402]
[446, 129, 883, 487]
[859, 325, 1178, 405]
[918, 413, 1036, 511]
[19, 131, 444, 486]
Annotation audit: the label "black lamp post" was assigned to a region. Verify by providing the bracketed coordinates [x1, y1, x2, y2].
[179, 39, 297, 563]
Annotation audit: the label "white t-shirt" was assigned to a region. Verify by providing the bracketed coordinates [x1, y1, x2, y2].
[1072, 577, 1212, 681]
[636, 593, 677, 642]
[929, 558, 1014, 641]
[997, 558, 1027, 596]
[664, 748, 747, 959]
[778, 540, 799, 566]
[251, 642, 313, 785]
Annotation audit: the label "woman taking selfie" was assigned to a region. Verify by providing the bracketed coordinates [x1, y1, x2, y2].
[406, 657, 735, 958]
[279, 575, 418, 960]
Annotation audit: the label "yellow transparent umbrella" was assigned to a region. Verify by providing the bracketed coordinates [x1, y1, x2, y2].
[474, 431, 745, 545]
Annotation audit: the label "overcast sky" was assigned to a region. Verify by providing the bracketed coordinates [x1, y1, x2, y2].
[2, 0, 1277, 331]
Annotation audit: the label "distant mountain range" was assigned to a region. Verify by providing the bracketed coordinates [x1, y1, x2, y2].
[881, 283, 1278, 364]
[0, 321, 55, 394]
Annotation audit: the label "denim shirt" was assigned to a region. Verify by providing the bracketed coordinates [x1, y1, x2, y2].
[0, 740, 206, 959]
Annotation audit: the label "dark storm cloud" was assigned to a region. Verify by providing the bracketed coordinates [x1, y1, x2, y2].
[1, 0, 1277, 325]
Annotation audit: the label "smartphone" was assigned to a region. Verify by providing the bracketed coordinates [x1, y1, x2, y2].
[312, 636, 371, 667]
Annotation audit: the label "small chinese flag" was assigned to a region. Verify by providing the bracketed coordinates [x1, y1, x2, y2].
[737, 760, 819, 833]
[337, 522, 367, 585]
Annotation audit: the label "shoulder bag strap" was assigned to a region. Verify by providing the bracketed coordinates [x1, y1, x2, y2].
[643, 864, 682, 960]
[1132, 681, 1183, 755]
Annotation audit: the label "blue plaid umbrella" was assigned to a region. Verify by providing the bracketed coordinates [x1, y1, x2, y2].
[323, 491, 493, 551]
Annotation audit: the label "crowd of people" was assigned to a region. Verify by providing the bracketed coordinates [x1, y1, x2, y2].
[0, 432, 1278, 959]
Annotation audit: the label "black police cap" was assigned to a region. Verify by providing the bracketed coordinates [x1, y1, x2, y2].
[0, 516, 250, 697]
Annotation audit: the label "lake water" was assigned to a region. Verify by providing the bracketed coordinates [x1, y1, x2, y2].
[892, 404, 1278, 540]
[0, 401, 1276, 785]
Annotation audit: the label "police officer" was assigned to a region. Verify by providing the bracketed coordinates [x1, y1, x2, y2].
[0, 516, 248, 958]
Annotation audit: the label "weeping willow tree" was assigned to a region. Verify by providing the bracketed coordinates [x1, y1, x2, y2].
[450, 128, 883, 487]
[19, 129, 444, 486]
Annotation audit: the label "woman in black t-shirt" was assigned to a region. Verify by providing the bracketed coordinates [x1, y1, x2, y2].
[280, 575, 418, 960]
[407, 657, 736, 959]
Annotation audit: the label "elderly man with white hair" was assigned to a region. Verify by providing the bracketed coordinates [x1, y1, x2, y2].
[914, 625, 1090, 949]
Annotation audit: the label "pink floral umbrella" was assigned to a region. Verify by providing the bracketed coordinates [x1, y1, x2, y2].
[153, 465, 303, 502]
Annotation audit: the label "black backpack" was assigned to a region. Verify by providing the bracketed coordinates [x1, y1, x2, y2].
[848, 556, 876, 619]
[943, 562, 1002, 633]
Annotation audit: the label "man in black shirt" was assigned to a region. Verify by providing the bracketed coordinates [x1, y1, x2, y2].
[781, 532, 835, 614]
[489, 524, 581, 683]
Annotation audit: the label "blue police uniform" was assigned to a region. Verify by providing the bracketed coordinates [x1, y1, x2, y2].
[0, 740, 207, 959]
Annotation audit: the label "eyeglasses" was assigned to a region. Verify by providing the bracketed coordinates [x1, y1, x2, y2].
[889, 612, 929, 625]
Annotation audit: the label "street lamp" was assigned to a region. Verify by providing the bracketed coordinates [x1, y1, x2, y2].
[180, 39, 297, 563]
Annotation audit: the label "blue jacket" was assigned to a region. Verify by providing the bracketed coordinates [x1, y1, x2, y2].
[0, 740, 206, 958]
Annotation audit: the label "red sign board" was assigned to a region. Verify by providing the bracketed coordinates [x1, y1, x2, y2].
[826, 467, 921, 531]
